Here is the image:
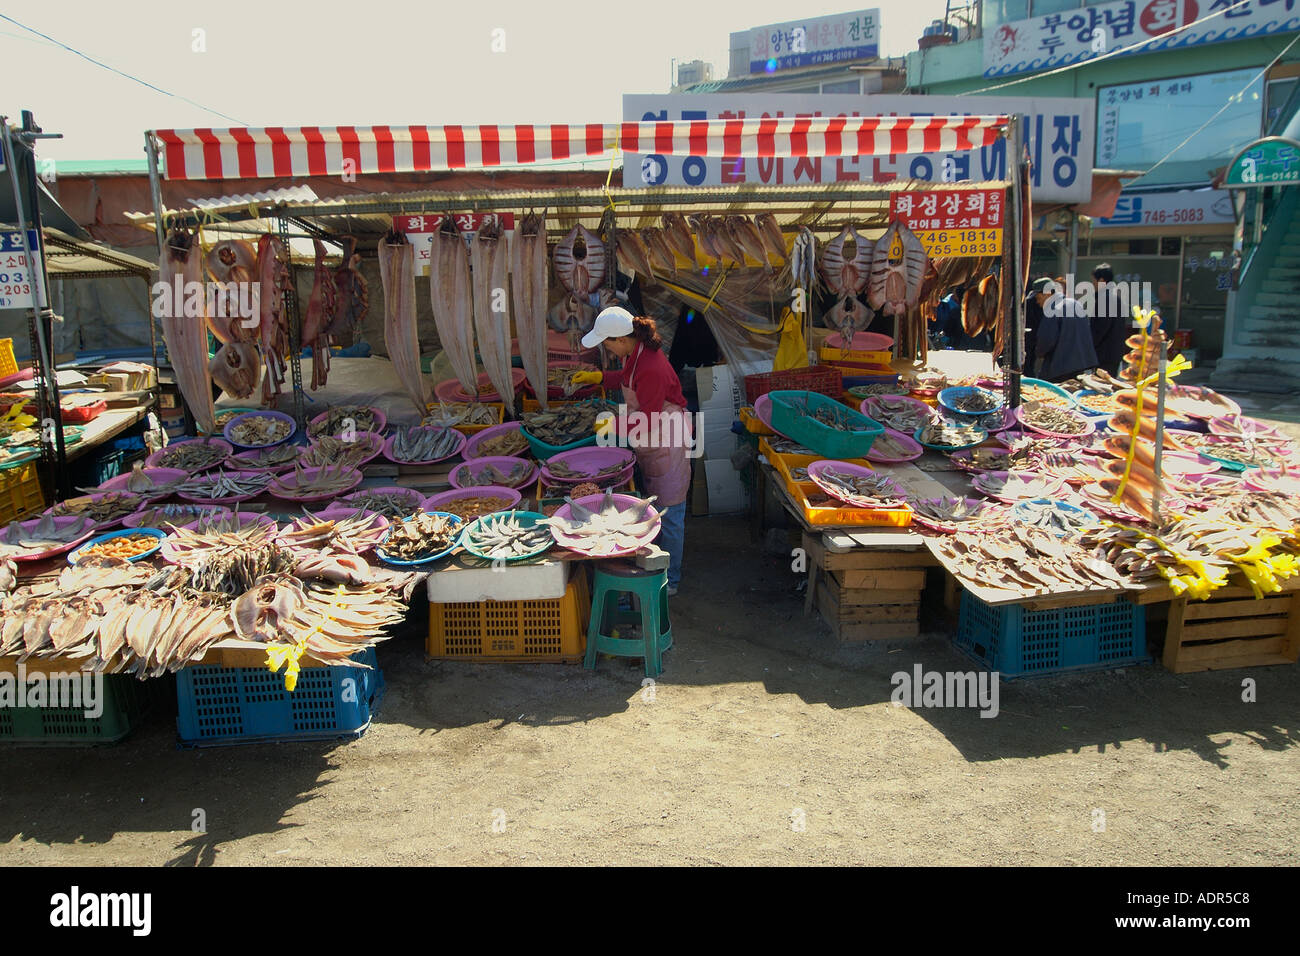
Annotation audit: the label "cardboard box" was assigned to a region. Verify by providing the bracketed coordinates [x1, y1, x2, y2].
[690, 464, 709, 516]
[704, 458, 748, 514]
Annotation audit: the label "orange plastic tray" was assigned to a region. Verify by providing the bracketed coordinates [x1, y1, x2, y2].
[792, 480, 913, 528]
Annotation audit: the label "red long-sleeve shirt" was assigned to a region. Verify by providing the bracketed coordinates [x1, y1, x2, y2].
[599, 344, 686, 413]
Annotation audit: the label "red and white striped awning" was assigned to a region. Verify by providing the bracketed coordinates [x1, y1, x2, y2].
[152, 116, 1010, 181]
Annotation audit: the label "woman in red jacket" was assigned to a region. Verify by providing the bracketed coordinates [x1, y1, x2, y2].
[571, 307, 692, 595]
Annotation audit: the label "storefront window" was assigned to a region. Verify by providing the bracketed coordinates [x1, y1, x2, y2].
[1031, 0, 1081, 15]
[984, 0, 1031, 29]
[1097, 68, 1264, 187]
[1180, 240, 1233, 361]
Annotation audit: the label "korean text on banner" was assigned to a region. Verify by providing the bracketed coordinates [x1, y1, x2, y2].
[394, 214, 515, 277]
[622, 93, 1094, 203]
[0, 231, 41, 310]
[747, 9, 880, 73]
[891, 189, 1005, 257]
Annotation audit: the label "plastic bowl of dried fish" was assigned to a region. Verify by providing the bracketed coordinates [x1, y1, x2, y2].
[201, 407, 258, 436]
[949, 443, 1015, 473]
[337, 486, 429, 520]
[145, 437, 233, 473]
[423, 486, 522, 521]
[859, 394, 934, 433]
[422, 401, 501, 431]
[275, 507, 390, 555]
[938, 386, 1004, 417]
[300, 431, 385, 470]
[540, 362, 603, 400]
[176, 469, 274, 504]
[98, 466, 190, 497]
[846, 383, 907, 400]
[223, 410, 297, 449]
[465, 422, 530, 460]
[68, 527, 166, 565]
[1014, 402, 1095, 439]
[806, 460, 906, 509]
[1165, 384, 1241, 420]
[434, 369, 528, 404]
[229, 442, 303, 473]
[1011, 497, 1099, 536]
[1244, 466, 1300, 496]
[460, 510, 555, 563]
[44, 491, 145, 531]
[753, 393, 794, 439]
[308, 404, 387, 439]
[914, 422, 988, 452]
[382, 425, 467, 465]
[0, 514, 97, 561]
[542, 492, 661, 558]
[865, 428, 924, 464]
[1073, 390, 1127, 417]
[268, 463, 364, 502]
[521, 401, 612, 458]
[540, 447, 636, 486]
[906, 496, 987, 534]
[450, 456, 538, 490]
[1020, 379, 1077, 409]
[1195, 442, 1281, 472]
[159, 512, 280, 564]
[1206, 414, 1285, 441]
[970, 470, 1067, 504]
[375, 511, 464, 566]
[123, 503, 230, 529]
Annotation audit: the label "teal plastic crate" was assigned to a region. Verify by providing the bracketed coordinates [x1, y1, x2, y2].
[955, 592, 1148, 679]
[0, 673, 171, 746]
[176, 648, 383, 746]
[767, 390, 884, 459]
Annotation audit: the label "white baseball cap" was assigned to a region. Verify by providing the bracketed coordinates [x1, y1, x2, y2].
[582, 306, 635, 349]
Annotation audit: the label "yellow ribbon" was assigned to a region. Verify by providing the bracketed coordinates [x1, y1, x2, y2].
[263, 585, 355, 692]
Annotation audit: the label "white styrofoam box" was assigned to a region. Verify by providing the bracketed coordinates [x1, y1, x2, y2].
[704, 458, 748, 513]
[697, 364, 743, 417]
[427, 558, 569, 603]
[700, 415, 737, 460]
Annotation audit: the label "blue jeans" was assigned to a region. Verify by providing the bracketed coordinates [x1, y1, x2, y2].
[656, 501, 687, 589]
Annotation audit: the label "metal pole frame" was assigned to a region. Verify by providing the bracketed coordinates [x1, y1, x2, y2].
[143, 131, 166, 418]
[1005, 114, 1026, 411]
[2, 115, 67, 501]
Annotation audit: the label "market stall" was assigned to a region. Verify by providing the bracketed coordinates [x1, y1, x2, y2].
[4, 112, 1086, 745]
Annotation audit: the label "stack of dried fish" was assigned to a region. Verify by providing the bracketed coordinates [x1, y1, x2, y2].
[918, 421, 985, 448]
[907, 496, 985, 527]
[1120, 311, 1168, 383]
[546, 458, 629, 482]
[455, 460, 532, 488]
[949, 388, 1000, 414]
[380, 512, 460, 561]
[932, 524, 1132, 599]
[522, 402, 607, 447]
[234, 443, 301, 471]
[177, 471, 272, 501]
[162, 514, 279, 564]
[277, 509, 388, 555]
[439, 496, 513, 521]
[422, 402, 498, 429]
[47, 493, 143, 525]
[153, 440, 229, 472]
[268, 463, 362, 500]
[1021, 384, 1075, 408]
[301, 434, 382, 470]
[309, 405, 384, 438]
[547, 364, 598, 397]
[0, 514, 95, 559]
[813, 468, 905, 508]
[339, 488, 426, 520]
[541, 493, 660, 556]
[464, 512, 552, 559]
[131, 503, 228, 528]
[864, 396, 933, 432]
[1020, 402, 1087, 435]
[389, 426, 463, 463]
[1013, 499, 1098, 535]
[971, 471, 1061, 502]
[228, 414, 292, 446]
[378, 230, 432, 413]
[476, 429, 530, 458]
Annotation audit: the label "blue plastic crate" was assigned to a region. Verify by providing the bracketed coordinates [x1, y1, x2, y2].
[954, 592, 1148, 679]
[90, 449, 126, 485]
[176, 648, 384, 746]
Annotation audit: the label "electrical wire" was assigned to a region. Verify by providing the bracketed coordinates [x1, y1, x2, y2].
[969, 1, 1245, 95]
[0, 13, 247, 126]
[1125, 34, 1300, 186]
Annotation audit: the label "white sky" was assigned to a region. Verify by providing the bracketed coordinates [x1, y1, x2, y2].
[1, 0, 946, 164]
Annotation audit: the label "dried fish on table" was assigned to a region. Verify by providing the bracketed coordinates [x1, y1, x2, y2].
[868, 432, 918, 460]
[339, 488, 426, 520]
[131, 503, 228, 528]
[301, 433, 383, 470]
[918, 421, 985, 448]
[177, 471, 272, 500]
[1021, 384, 1075, 408]
[277, 509, 388, 555]
[866, 395, 932, 431]
[1013, 499, 1098, 535]
[190, 545, 298, 595]
[153, 440, 230, 472]
[455, 461, 532, 488]
[439, 495, 514, 521]
[970, 471, 1061, 501]
[765, 438, 819, 456]
[1197, 440, 1283, 468]
[814, 468, 905, 508]
[1019, 402, 1087, 435]
[463, 512, 553, 559]
[0, 514, 95, 557]
[228, 414, 292, 446]
[934, 524, 1133, 599]
[234, 443, 301, 470]
[907, 495, 985, 524]
[539, 493, 661, 556]
[380, 512, 460, 561]
[389, 425, 463, 463]
[48, 492, 143, 524]
[422, 402, 497, 429]
[546, 458, 628, 481]
[477, 429, 530, 458]
[268, 463, 362, 500]
[309, 405, 384, 437]
[521, 402, 608, 447]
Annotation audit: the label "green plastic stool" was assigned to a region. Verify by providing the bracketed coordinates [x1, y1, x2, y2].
[585, 564, 673, 677]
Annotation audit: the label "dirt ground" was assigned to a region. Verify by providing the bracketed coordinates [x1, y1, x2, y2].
[1, 510, 1296, 867]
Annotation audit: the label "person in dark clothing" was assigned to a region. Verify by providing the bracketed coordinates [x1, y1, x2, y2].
[1024, 276, 1052, 375]
[1089, 263, 1128, 373]
[930, 290, 962, 348]
[667, 306, 720, 372]
[1035, 277, 1097, 381]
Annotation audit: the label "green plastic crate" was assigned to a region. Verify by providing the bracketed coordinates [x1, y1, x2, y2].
[0, 673, 171, 746]
[768, 390, 884, 459]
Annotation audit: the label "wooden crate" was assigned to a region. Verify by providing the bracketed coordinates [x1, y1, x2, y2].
[803, 531, 927, 643]
[1159, 588, 1300, 673]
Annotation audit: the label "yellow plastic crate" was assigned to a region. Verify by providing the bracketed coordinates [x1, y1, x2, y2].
[793, 480, 912, 528]
[739, 407, 775, 436]
[0, 340, 17, 379]
[0, 460, 44, 524]
[427, 569, 589, 662]
[772, 452, 871, 499]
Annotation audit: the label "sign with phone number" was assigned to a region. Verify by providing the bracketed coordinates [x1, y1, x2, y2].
[393, 214, 515, 277]
[914, 229, 1002, 258]
[0, 230, 41, 310]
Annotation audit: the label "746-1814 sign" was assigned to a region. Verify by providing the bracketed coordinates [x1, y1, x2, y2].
[0, 230, 41, 309]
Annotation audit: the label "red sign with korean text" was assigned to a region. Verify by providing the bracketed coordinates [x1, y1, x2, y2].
[889, 189, 1004, 232]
